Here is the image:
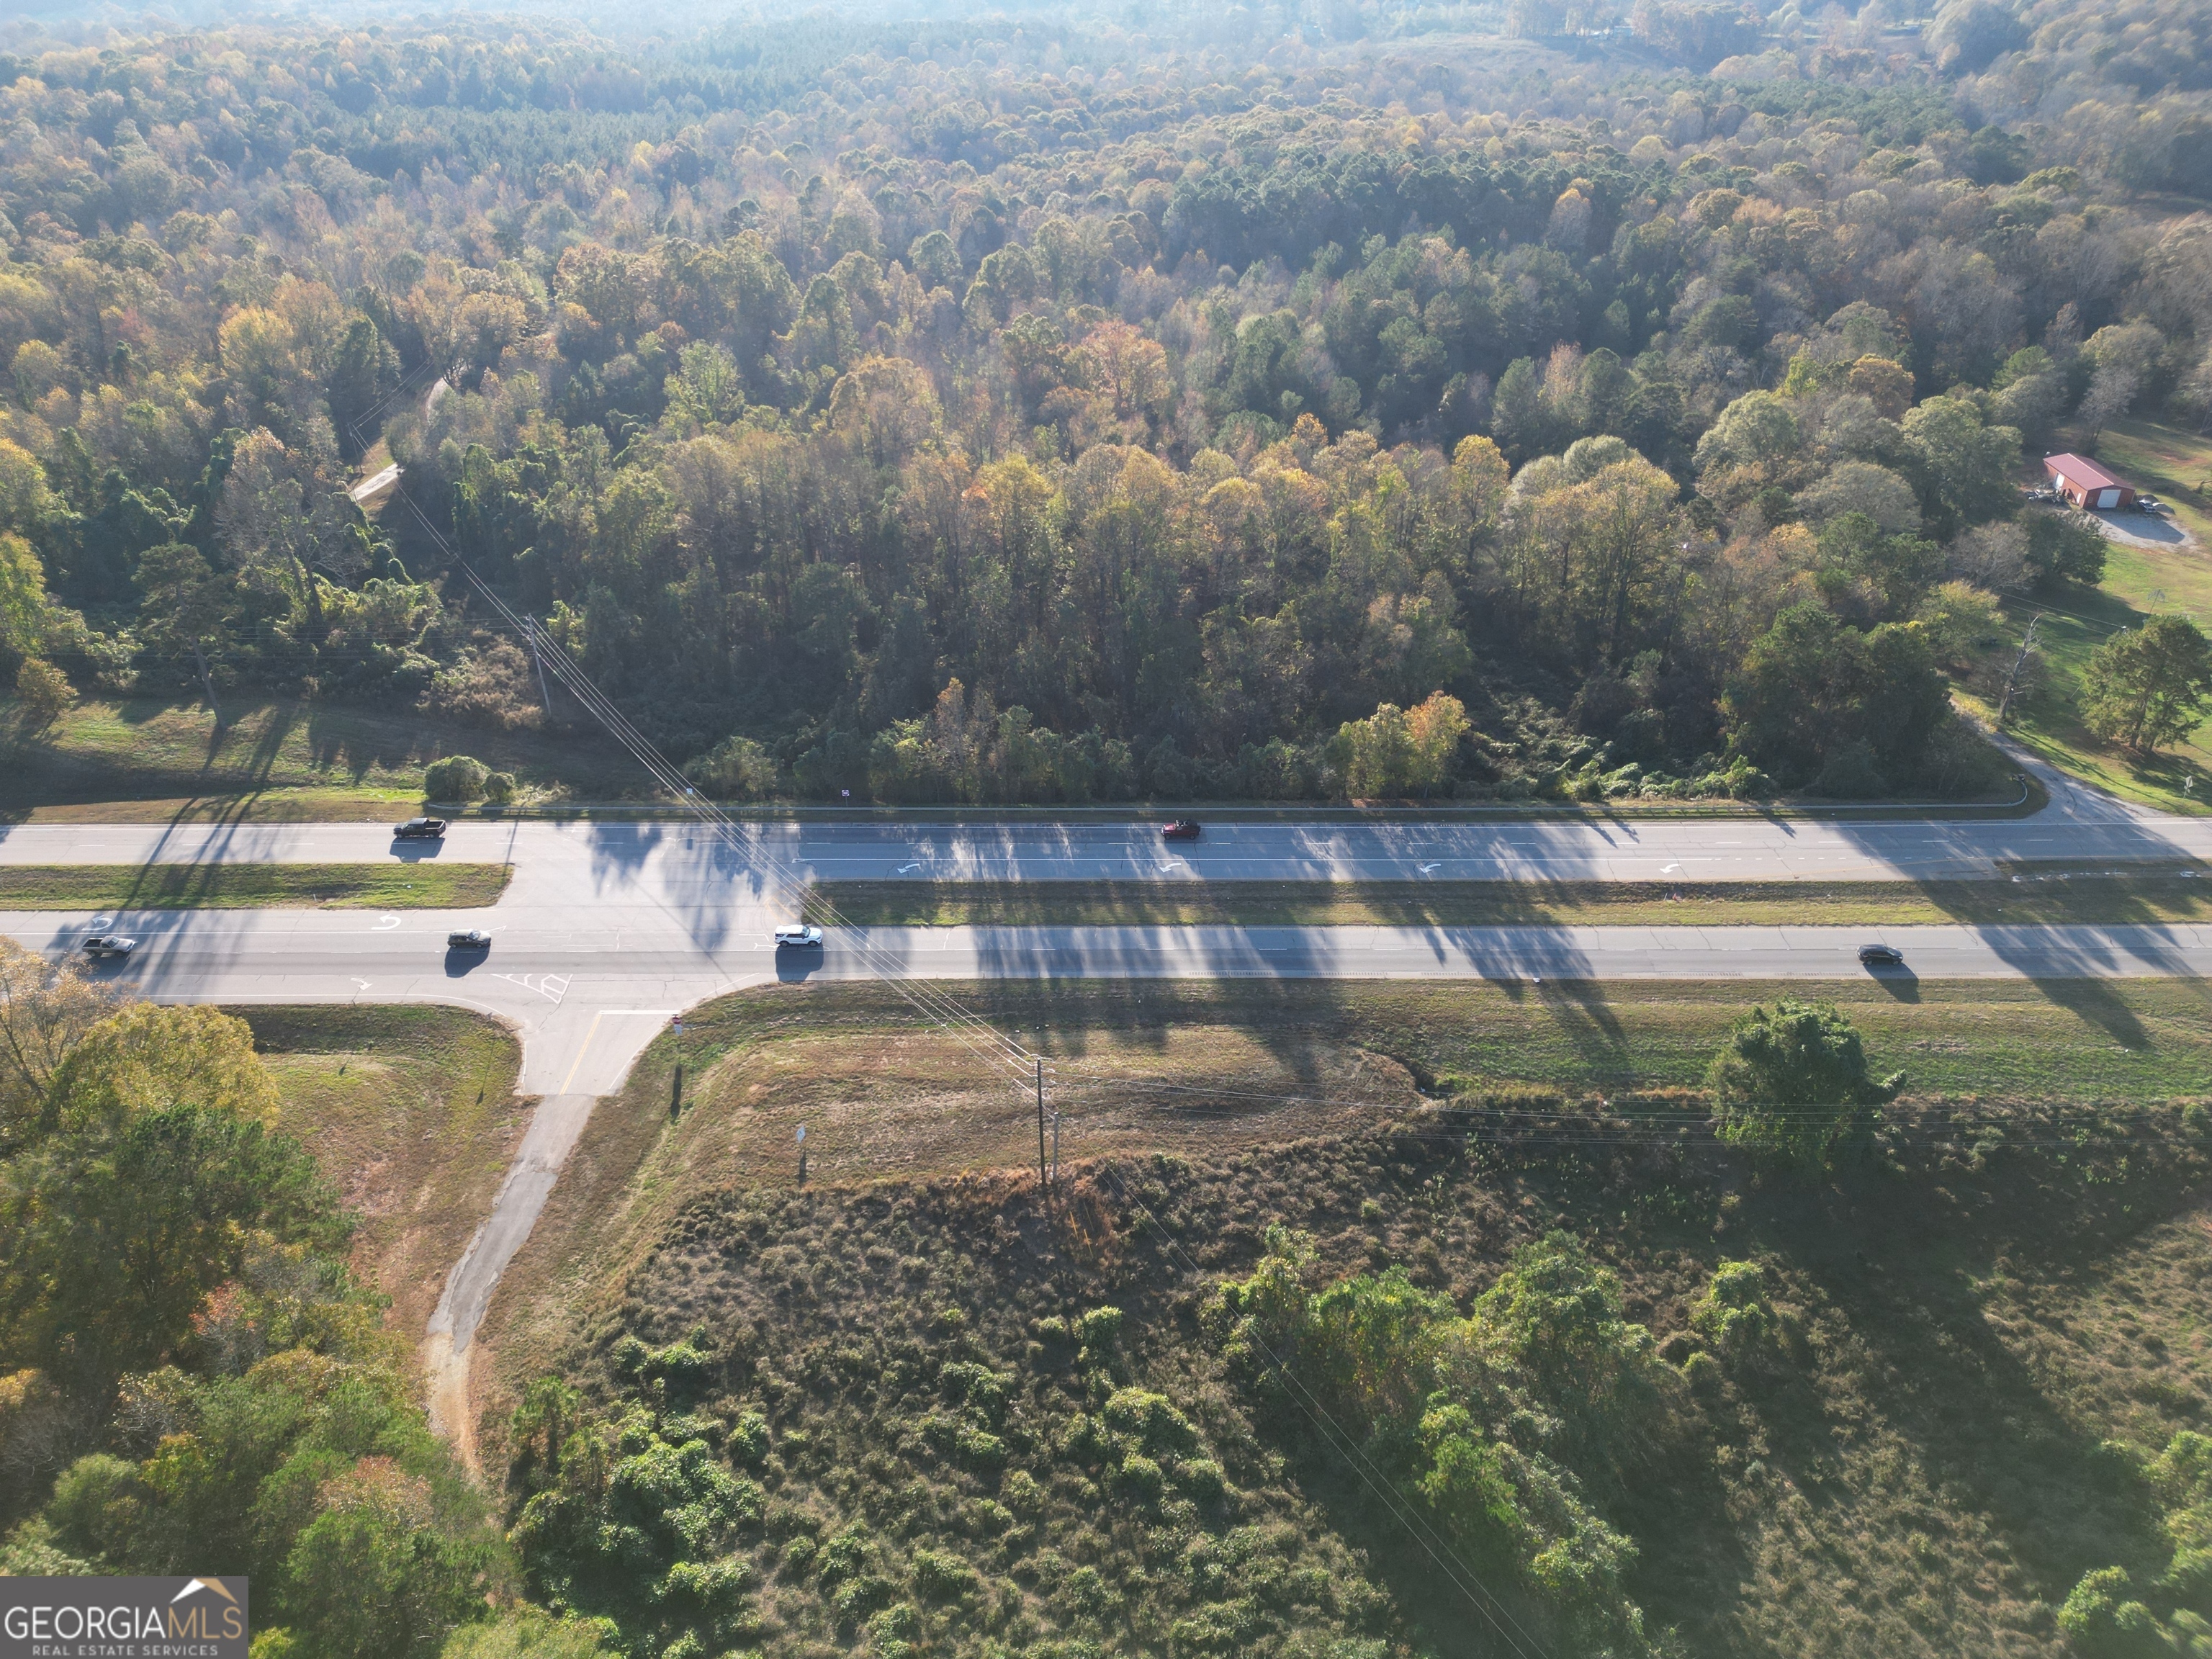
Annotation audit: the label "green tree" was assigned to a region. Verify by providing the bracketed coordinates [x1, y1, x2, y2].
[1899, 396, 2021, 538]
[0, 532, 48, 667]
[1707, 999, 1902, 1170]
[283, 1460, 489, 1659]
[0, 1102, 348, 1385]
[1688, 1259, 1779, 1368]
[1471, 1231, 1660, 1452]
[2080, 616, 2212, 754]
[1723, 603, 1951, 788]
[1489, 356, 1550, 463]
[2057, 1566, 2164, 1656]
[14, 657, 73, 727]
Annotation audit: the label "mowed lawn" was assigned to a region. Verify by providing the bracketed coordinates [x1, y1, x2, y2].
[0, 695, 639, 818]
[811, 871, 2212, 928]
[1992, 420, 2212, 814]
[0, 862, 510, 909]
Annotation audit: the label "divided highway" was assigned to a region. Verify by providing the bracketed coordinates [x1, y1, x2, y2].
[9, 794, 2210, 1437]
[6, 806, 2212, 885]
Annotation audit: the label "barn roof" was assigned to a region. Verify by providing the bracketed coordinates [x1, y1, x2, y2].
[2045, 452, 2123, 490]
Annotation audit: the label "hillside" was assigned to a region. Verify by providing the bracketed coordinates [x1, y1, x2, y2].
[449, 975, 2212, 1656]
[490, 1087, 2212, 1657]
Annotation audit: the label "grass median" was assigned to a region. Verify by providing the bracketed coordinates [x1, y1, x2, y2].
[808, 871, 2212, 930]
[0, 862, 511, 909]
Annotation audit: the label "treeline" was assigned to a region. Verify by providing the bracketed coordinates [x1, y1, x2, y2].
[0, 942, 590, 1657]
[0, 3, 2206, 801]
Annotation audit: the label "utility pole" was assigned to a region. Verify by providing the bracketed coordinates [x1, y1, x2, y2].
[1050, 1110, 1059, 1189]
[1996, 612, 2046, 729]
[1036, 1058, 1046, 1192]
[192, 640, 217, 714]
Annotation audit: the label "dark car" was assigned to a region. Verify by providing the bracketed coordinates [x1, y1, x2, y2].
[1161, 818, 1202, 841]
[1858, 943, 1904, 966]
[446, 929, 491, 950]
[81, 935, 138, 959]
[395, 817, 448, 839]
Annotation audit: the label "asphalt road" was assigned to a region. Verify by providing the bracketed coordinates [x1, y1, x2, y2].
[16, 784, 2212, 1439]
[6, 808, 2212, 886]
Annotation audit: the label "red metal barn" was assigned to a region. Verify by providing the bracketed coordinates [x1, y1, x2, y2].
[2044, 453, 2136, 510]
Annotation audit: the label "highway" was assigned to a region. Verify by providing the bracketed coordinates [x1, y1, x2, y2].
[12, 783, 2212, 1437]
[5, 806, 2212, 886]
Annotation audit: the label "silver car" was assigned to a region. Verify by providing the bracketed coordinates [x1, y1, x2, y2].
[81, 935, 138, 958]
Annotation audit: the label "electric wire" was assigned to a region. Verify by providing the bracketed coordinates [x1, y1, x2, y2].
[367, 435, 1046, 1090]
[1085, 1155, 1553, 1659]
[357, 397, 1560, 1647]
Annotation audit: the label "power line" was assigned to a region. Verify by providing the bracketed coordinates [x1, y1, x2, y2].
[359, 409, 1051, 1089]
[1087, 1155, 1554, 1659]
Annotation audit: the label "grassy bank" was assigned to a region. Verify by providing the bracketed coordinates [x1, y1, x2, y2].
[240, 1005, 528, 1339]
[484, 976, 2212, 1659]
[810, 871, 2212, 928]
[482, 974, 2212, 1406]
[0, 695, 637, 817]
[0, 862, 511, 909]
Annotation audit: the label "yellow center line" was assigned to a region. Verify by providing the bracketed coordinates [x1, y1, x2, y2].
[557, 1010, 606, 1095]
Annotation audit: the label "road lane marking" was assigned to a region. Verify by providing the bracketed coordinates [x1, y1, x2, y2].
[373, 914, 401, 931]
[557, 1010, 606, 1094]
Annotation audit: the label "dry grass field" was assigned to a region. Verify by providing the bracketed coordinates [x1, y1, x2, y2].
[243, 1005, 530, 1338]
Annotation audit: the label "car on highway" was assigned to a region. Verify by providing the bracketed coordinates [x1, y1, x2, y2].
[446, 929, 492, 950]
[1857, 943, 1904, 966]
[1161, 818, 1202, 841]
[81, 935, 138, 959]
[395, 817, 449, 839]
[775, 924, 824, 948]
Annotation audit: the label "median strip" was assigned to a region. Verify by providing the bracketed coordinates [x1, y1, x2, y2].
[0, 863, 513, 909]
[809, 873, 2212, 930]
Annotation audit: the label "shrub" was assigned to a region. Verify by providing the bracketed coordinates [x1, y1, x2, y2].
[424, 754, 489, 803]
[439, 1606, 615, 1658]
[1707, 1000, 1902, 1170]
[1689, 1259, 1779, 1368]
[910, 1547, 979, 1602]
[14, 656, 73, 726]
[2058, 1566, 2163, 1655]
[684, 734, 781, 799]
[482, 770, 518, 806]
[1112, 1452, 1167, 1504]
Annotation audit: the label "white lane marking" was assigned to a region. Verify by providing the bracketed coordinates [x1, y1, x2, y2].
[493, 972, 570, 1005]
[1416, 863, 1440, 874]
[88, 914, 114, 929]
[1661, 863, 1682, 873]
[373, 914, 401, 931]
[353, 978, 372, 990]
[898, 863, 922, 873]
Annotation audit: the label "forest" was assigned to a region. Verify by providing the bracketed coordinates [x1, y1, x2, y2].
[0, 0, 2207, 800]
